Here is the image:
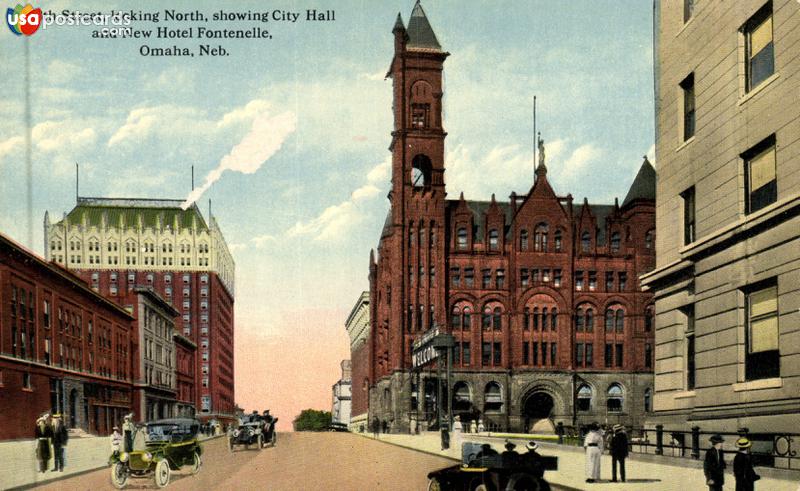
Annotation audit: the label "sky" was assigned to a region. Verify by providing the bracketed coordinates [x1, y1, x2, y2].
[0, 0, 655, 430]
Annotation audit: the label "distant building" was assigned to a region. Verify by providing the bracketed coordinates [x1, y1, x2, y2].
[365, 2, 656, 434]
[332, 360, 352, 426]
[45, 197, 236, 423]
[174, 333, 197, 418]
[345, 291, 369, 432]
[643, 0, 800, 437]
[0, 233, 135, 439]
[122, 287, 179, 422]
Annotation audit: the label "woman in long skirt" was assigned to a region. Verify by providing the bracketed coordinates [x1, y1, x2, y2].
[583, 422, 604, 483]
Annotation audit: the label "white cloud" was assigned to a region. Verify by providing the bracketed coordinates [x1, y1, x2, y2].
[250, 234, 277, 248]
[366, 157, 391, 184]
[558, 143, 603, 181]
[351, 184, 380, 202]
[33, 120, 96, 153]
[358, 70, 386, 81]
[181, 110, 297, 209]
[217, 99, 272, 128]
[107, 105, 204, 147]
[0, 136, 23, 161]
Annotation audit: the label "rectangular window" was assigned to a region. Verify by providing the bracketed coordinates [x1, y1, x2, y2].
[746, 281, 779, 380]
[687, 333, 696, 389]
[496, 269, 505, 289]
[585, 343, 593, 367]
[462, 342, 470, 366]
[605, 343, 613, 368]
[681, 187, 695, 244]
[532, 269, 540, 283]
[482, 342, 491, 367]
[551, 343, 557, 365]
[520, 268, 529, 287]
[615, 344, 624, 368]
[605, 271, 614, 291]
[575, 271, 584, 291]
[464, 268, 474, 288]
[482, 269, 491, 289]
[744, 135, 777, 215]
[576, 343, 584, 365]
[681, 72, 695, 141]
[645, 343, 652, 368]
[618, 272, 627, 292]
[523, 342, 530, 365]
[744, 2, 774, 92]
[451, 268, 461, 287]
[588, 271, 597, 291]
[553, 269, 562, 288]
[542, 269, 551, 282]
[532, 343, 538, 366]
[453, 343, 461, 365]
[493, 342, 501, 365]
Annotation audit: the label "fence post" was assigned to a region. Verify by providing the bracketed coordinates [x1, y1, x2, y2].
[691, 426, 700, 459]
[656, 424, 664, 455]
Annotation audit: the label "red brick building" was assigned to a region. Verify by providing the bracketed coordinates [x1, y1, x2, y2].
[44, 198, 236, 423]
[174, 332, 196, 418]
[365, 3, 656, 433]
[0, 233, 134, 440]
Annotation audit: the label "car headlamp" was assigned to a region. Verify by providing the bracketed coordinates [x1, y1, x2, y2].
[143, 452, 153, 462]
[233, 429, 240, 437]
[120, 452, 129, 462]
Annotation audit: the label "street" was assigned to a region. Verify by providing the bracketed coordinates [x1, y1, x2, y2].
[31, 432, 525, 491]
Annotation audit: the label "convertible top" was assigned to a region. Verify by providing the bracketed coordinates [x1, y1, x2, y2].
[147, 418, 201, 427]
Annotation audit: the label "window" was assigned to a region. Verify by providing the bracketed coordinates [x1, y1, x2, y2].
[451, 268, 460, 287]
[482, 307, 492, 330]
[674, 0, 700, 20]
[577, 385, 592, 411]
[645, 306, 654, 332]
[462, 342, 471, 365]
[581, 231, 590, 253]
[550, 343, 557, 365]
[618, 272, 627, 292]
[411, 104, 429, 129]
[542, 269, 550, 282]
[484, 382, 503, 412]
[744, 2, 774, 92]
[523, 341, 530, 365]
[23, 372, 32, 390]
[554, 269, 562, 288]
[645, 229, 654, 249]
[520, 268, 529, 287]
[576, 307, 584, 331]
[745, 282, 779, 380]
[551, 308, 558, 330]
[482, 269, 491, 289]
[488, 229, 499, 251]
[482, 342, 491, 366]
[744, 135, 777, 215]
[610, 232, 621, 253]
[680, 73, 695, 141]
[645, 343, 652, 368]
[615, 343, 624, 367]
[534, 223, 548, 252]
[520, 230, 529, 250]
[554, 230, 562, 252]
[451, 307, 461, 328]
[532, 308, 539, 330]
[605, 271, 614, 291]
[644, 388, 652, 412]
[586, 343, 593, 367]
[493, 307, 502, 331]
[607, 384, 623, 412]
[575, 271, 584, 291]
[605, 343, 613, 368]
[576, 343, 584, 365]
[493, 342, 501, 365]
[532, 343, 539, 365]
[588, 271, 597, 291]
[462, 307, 471, 331]
[681, 187, 695, 244]
[496, 270, 505, 289]
[457, 227, 468, 250]
[464, 268, 474, 288]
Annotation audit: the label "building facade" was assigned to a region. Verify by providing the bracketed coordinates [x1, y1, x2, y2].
[0, 233, 134, 440]
[345, 291, 370, 432]
[123, 287, 179, 422]
[331, 360, 352, 426]
[366, 3, 656, 434]
[643, 0, 800, 436]
[174, 332, 197, 418]
[44, 197, 236, 422]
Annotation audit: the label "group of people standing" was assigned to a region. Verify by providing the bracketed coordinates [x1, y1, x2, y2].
[583, 422, 628, 483]
[34, 413, 69, 473]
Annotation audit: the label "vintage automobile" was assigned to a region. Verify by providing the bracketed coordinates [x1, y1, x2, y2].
[427, 442, 557, 491]
[109, 418, 202, 489]
[229, 412, 276, 451]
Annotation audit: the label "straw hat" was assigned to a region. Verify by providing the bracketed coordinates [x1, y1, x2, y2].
[612, 424, 624, 432]
[735, 437, 752, 449]
[527, 441, 539, 451]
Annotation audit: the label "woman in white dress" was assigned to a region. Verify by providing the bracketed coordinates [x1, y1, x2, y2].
[451, 415, 463, 450]
[583, 422, 604, 483]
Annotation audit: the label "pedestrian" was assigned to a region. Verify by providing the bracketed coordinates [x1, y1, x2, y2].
[704, 434, 727, 491]
[122, 413, 135, 452]
[733, 437, 760, 491]
[34, 414, 52, 473]
[409, 416, 417, 435]
[501, 440, 520, 466]
[470, 419, 478, 434]
[610, 424, 629, 483]
[50, 413, 68, 472]
[381, 420, 388, 434]
[477, 419, 485, 433]
[583, 422, 603, 483]
[110, 426, 122, 457]
[452, 415, 463, 450]
[522, 441, 544, 478]
[372, 417, 379, 438]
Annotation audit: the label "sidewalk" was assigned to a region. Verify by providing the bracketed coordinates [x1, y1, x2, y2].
[362, 432, 800, 491]
[0, 432, 220, 490]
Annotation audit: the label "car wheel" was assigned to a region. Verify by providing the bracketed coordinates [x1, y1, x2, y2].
[257, 434, 264, 449]
[271, 432, 277, 447]
[110, 462, 128, 489]
[154, 459, 171, 488]
[427, 477, 442, 491]
[190, 452, 202, 475]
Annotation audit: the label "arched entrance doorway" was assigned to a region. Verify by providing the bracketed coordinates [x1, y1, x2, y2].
[69, 389, 78, 428]
[522, 391, 555, 433]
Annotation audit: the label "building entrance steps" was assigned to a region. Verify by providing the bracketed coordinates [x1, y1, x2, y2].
[361, 431, 800, 490]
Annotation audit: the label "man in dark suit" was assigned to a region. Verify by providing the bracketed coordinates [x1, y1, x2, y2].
[50, 413, 69, 472]
[34, 415, 52, 473]
[610, 424, 629, 482]
[733, 437, 761, 491]
[704, 434, 726, 491]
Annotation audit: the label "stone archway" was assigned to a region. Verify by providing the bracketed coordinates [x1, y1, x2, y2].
[522, 391, 555, 434]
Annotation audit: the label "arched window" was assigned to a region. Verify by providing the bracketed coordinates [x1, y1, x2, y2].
[482, 307, 492, 330]
[541, 307, 548, 330]
[457, 227, 468, 250]
[576, 307, 584, 331]
[551, 308, 558, 330]
[581, 231, 591, 253]
[605, 308, 614, 331]
[554, 229, 563, 252]
[534, 223, 549, 252]
[577, 384, 592, 411]
[607, 384, 623, 412]
[484, 382, 503, 412]
[610, 232, 621, 253]
[644, 388, 652, 412]
[462, 307, 472, 331]
[411, 154, 432, 187]
[451, 306, 461, 328]
[492, 307, 502, 330]
[645, 305, 654, 331]
[453, 382, 471, 412]
[645, 229, 655, 249]
[520, 230, 529, 250]
[615, 309, 624, 332]
[586, 308, 594, 332]
[488, 229, 499, 251]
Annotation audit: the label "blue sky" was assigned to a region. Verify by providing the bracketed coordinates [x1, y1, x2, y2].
[0, 0, 654, 415]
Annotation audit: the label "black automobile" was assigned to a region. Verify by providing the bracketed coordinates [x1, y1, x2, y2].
[427, 442, 557, 491]
[109, 418, 202, 489]
[228, 413, 278, 451]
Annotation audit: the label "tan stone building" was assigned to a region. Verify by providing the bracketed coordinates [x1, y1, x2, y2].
[643, 0, 800, 439]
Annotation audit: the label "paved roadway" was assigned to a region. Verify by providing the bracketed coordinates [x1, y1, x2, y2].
[28, 432, 491, 491]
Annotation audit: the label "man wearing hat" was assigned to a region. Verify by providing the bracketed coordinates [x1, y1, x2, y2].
[501, 440, 520, 466]
[733, 437, 760, 491]
[704, 434, 727, 491]
[110, 426, 122, 456]
[610, 424, 629, 483]
[50, 413, 68, 472]
[583, 422, 604, 483]
[122, 413, 135, 452]
[34, 414, 52, 473]
[521, 441, 545, 478]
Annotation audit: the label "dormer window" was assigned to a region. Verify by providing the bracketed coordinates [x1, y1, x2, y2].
[457, 227, 468, 250]
[488, 229, 499, 251]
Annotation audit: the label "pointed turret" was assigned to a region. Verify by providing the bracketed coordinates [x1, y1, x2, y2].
[393, 12, 405, 33]
[406, 1, 442, 51]
[622, 156, 656, 208]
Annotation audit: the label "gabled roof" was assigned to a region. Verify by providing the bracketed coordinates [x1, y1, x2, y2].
[406, 1, 442, 51]
[58, 197, 208, 231]
[622, 158, 656, 208]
